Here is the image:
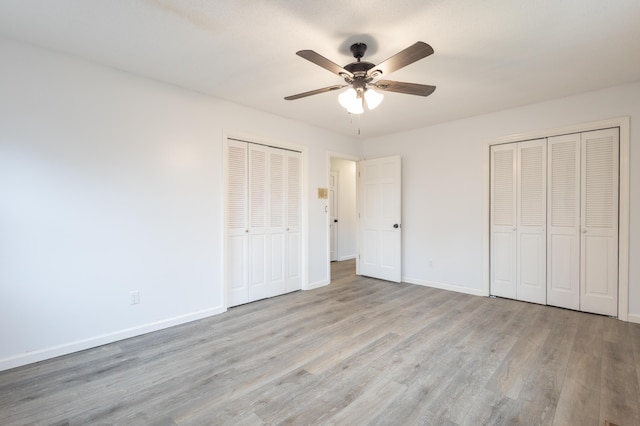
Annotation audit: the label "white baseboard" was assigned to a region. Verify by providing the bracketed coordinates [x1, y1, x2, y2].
[307, 279, 330, 290]
[0, 305, 226, 372]
[402, 276, 485, 297]
[628, 313, 640, 324]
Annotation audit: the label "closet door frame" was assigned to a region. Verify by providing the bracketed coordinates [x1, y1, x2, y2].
[222, 134, 308, 308]
[482, 116, 630, 321]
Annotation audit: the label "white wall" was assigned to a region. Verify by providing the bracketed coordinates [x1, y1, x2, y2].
[363, 81, 640, 320]
[0, 37, 361, 370]
[330, 158, 357, 260]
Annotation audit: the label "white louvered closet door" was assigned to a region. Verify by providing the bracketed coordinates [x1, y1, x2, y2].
[226, 140, 249, 307]
[516, 139, 547, 304]
[226, 140, 303, 307]
[268, 150, 286, 297]
[580, 128, 619, 316]
[248, 144, 269, 302]
[285, 151, 302, 293]
[547, 134, 581, 310]
[490, 144, 517, 299]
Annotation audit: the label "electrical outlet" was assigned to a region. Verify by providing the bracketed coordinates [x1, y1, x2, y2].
[428, 259, 433, 267]
[130, 291, 140, 305]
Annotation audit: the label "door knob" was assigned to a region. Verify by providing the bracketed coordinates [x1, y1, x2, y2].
[393, 224, 399, 229]
[334, 219, 338, 223]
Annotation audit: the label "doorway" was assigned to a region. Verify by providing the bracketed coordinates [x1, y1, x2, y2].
[328, 156, 357, 267]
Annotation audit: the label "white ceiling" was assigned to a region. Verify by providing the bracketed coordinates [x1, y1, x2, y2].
[1, 0, 639, 138]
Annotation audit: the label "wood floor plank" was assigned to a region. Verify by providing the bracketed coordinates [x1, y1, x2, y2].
[631, 322, 640, 418]
[552, 350, 602, 426]
[571, 311, 605, 357]
[460, 387, 518, 426]
[510, 307, 579, 425]
[485, 322, 552, 399]
[322, 375, 407, 425]
[599, 339, 640, 426]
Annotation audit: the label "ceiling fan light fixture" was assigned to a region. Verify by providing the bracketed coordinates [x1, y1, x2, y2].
[338, 88, 364, 114]
[364, 88, 384, 110]
[346, 99, 364, 114]
[338, 87, 357, 109]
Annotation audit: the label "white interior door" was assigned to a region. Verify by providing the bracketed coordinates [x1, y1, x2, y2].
[490, 144, 517, 299]
[357, 156, 402, 283]
[268, 149, 286, 297]
[516, 139, 547, 304]
[580, 128, 619, 316]
[329, 171, 338, 261]
[248, 144, 269, 302]
[225, 140, 249, 307]
[285, 151, 302, 293]
[547, 133, 581, 310]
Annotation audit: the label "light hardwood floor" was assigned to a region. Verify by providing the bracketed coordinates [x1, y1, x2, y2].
[1, 260, 639, 425]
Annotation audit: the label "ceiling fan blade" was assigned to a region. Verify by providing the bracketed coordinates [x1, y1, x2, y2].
[373, 80, 436, 97]
[296, 50, 354, 79]
[284, 84, 347, 100]
[367, 42, 434, 78]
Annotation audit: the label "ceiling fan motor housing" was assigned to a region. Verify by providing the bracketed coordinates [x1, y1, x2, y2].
[344, 43, 379, 82]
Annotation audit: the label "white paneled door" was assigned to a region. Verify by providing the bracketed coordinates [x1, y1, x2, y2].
[268, 149, 286, 297]
[225, 139, 302, 307]
[580, 129, 619, 316]
[490, 144, 517, 299]
[357, 156, 402, 283]
[490, 139, 546, 303]
[225, 140, 249, 307]
[516, 140, 547, 304]
[285, 151, 302, 293]
[248, 143, 269, 302]
[547, 133, 581, 310]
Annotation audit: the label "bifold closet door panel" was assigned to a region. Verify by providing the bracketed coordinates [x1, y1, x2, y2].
[285, 151, 302, 293]
[248, 144, 269, 302]
[547, 134, 581, 310]
[580, 128, 619, 316]
[268, 150, 286, 297]
[516, 139, 547, 304]
[226, 140, 249, 307]
[490, 144, 517, 299]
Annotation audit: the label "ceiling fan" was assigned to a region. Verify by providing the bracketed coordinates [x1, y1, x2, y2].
[284, 41, 436, 114]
